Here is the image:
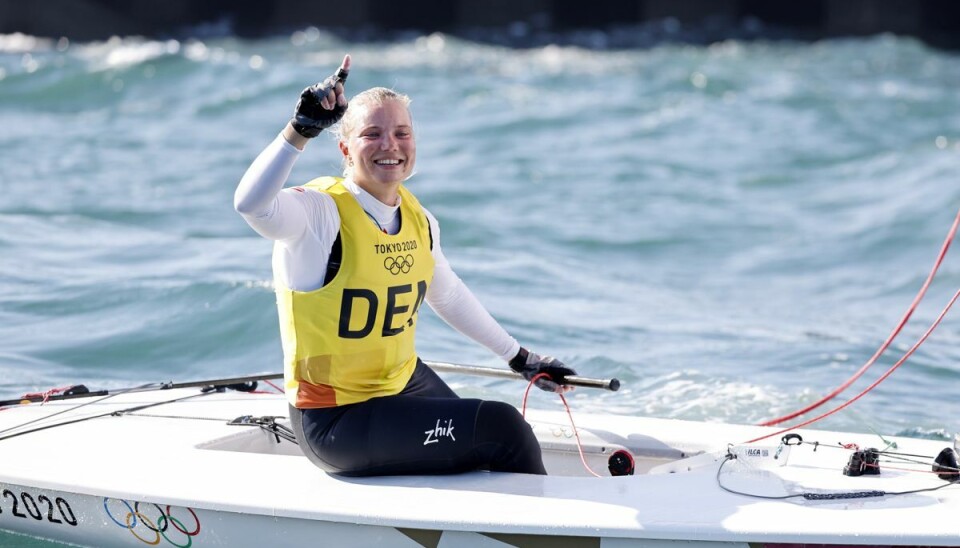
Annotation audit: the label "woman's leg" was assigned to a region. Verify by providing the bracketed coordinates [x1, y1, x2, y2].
[292, 396, 546, 477]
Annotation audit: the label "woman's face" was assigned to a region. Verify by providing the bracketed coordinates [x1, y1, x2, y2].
[339, 99, 416, 203]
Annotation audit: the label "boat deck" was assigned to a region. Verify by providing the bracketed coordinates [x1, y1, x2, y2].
[0, 384, 958, 547]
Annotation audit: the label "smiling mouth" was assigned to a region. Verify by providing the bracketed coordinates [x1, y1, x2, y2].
[375, 159, 402, 166]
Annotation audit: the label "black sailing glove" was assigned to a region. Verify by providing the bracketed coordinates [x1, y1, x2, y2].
[509, 347, 576, 393]
[290, 65, 349, 138]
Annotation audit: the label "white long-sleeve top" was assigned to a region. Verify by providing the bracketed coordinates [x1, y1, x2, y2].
[235, 133, 521, 362]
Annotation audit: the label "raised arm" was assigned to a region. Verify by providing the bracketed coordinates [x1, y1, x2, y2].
[234, 55, 351, 241]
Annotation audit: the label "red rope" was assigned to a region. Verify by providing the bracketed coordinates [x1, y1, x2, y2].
[20, 385, 77, 405]
[247, 379, 286, 395]
[262, 379, 285, 394]
[521, 373, 603, 477]
[746, 288, 960, 445]
[558, 392, 603, 477]
[759, 206, 960, 427]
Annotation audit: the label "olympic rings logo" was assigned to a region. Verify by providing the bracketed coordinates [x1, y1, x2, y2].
[383, 254, 414, 275]
[104, 498, 201, 547]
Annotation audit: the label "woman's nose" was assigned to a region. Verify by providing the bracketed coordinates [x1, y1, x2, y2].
[380, 134, 397, 150]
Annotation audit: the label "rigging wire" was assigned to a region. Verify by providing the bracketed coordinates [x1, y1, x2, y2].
[0, 391, 214, 443]
[715, 453, 960, 500]
[0, 378, 284, 443]
[787, 439, 960, 473]
[0, 382, 160, 438]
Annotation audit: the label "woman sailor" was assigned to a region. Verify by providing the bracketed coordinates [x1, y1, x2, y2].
[235, 54, 574, 476]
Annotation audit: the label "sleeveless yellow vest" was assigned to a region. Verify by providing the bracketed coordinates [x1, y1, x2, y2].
[276, 178, 435, 408]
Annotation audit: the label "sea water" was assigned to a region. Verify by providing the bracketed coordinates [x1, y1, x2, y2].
[1, 27, 960, 546]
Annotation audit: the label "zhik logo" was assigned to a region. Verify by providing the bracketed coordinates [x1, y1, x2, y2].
[423, 418, 456, 445]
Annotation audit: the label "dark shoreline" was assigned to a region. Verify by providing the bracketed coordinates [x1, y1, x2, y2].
[3, 0, 960, 50]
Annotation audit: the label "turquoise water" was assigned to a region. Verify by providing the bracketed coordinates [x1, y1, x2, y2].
[2, 28, 960, 545]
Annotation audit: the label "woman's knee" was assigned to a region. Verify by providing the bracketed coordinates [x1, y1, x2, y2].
[475, 401, 545, 474]
[476, 400, 526, 432]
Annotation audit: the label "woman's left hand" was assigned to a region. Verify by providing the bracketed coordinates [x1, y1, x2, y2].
[510, 347, 577, 393]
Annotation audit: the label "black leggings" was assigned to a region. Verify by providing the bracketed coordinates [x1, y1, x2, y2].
[289, 359, 546, 476]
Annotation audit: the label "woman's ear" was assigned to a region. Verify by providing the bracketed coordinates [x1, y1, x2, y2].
[339, 141, 350, 162]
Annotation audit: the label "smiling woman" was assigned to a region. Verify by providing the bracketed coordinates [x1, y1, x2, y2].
[233, 54, 576, 477]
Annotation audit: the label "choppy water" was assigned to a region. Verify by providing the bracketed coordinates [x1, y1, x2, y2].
[1, 27, 960, 545]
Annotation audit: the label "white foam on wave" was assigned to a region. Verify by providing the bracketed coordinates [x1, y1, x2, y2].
[0, 32, 54, 53]
[72, 36, 182, 70]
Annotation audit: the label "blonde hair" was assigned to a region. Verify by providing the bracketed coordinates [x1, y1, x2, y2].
[335, 87, 413, 178]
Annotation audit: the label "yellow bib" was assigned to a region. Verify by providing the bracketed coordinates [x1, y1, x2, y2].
[277, 178, 435, 408]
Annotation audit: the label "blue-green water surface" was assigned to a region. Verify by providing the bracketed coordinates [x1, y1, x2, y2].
[1, 28, 960, 546]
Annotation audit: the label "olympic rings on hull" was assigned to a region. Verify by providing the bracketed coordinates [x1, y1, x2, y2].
[383, 254, 414, 275]
[103, 498, 201, 547]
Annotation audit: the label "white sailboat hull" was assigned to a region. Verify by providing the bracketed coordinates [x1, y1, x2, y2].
[1, 384, 957, 547]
